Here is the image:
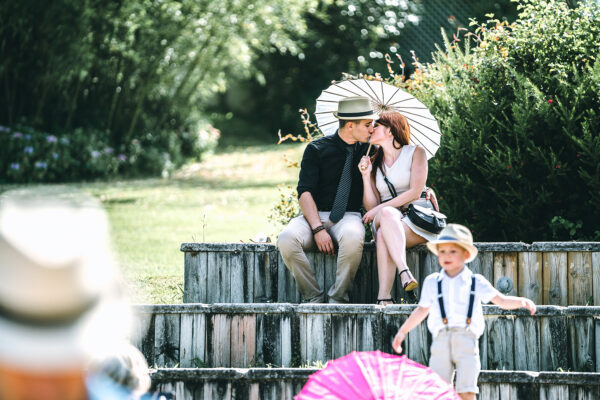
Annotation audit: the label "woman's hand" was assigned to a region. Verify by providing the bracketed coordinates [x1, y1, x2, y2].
[362, 206, 379, 224]
[425, 187, 439, 211]
[358, 156, 372, 176]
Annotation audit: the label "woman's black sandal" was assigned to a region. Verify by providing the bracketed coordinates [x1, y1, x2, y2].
[399, 269, 418, 292]
[376, 298, 396, 305]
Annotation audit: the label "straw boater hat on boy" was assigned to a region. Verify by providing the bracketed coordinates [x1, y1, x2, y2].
[333, 96, 380, 120]
[427, 223, 479, 263]
[0, 187, 131, 372]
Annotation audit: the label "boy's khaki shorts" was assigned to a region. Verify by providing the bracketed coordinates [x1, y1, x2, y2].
[429, 327, 480, 394]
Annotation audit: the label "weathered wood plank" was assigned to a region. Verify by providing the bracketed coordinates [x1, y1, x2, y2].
[349, 248, 373, 303]
[277, 252, 299, 303]
[206, 252, 219, 303]
[280, 314, 292, 367]
[133, 312, 155, 367]
[381, 311, 406, 356]
[568, 252, 593, 306]
[331, 314, 355, 359]
[356, 313, 381, 352]
[154, 313, 180, 368]
[254, 251, 269, 302]
[304, 313, 331, 365]
[184, 251, 207, 303]
[540, 315, 569, 371]
[468, 251, 494, 283]
[519, 252, 543, 303]
[514, 316, 540, 371]
[230, 251, 245, 303]
[211, 314, 231, 368]
[244, 250, 255, 303]
[593, 253, 600, 307]
[256, 313, 282, 367]
[230, 314, 256, 368]
[493, 252, 518, 296]
[539, 385, 568, 400]
[569, 316, 595, 372]
[407, 320, 430, 366]
[543, 252, 568, 306]
[485, 315, 514, 370]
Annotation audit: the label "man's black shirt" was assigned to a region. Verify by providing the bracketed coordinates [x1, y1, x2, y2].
[297, 133, 367, 212]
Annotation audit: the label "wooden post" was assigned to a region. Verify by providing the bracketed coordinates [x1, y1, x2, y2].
[154, 313, 181, 368]
[539, 311, 569, 371]
[349, 248, 374, 304]
[468, 251, 494, 283]
[184, 252, 207, 303]
[230, 314, 256, 368]
[485, 314, 514, 370]
[331, 314, 356, 360]
[518, 252, 543, 303]
[543, 252, 568, 306]
[493, 253, 518, 296]
[230, 251, 245, 303]
[568, 313, 595, 372]
[568, 252, 593, 305]
[513, 314, 540, 371]
[211, 314, 231, 368]
[277, 252, 299, 303]
[593, 252, 600, 307]
[180, 313, 206, 368]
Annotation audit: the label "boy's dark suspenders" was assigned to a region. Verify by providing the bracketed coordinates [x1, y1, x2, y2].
[437, 275, 476, 326]
[466, 276, 476, 325]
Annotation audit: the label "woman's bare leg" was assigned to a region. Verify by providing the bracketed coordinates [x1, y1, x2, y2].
[377, 207, 426, 287]
[376, 229, 396, 302]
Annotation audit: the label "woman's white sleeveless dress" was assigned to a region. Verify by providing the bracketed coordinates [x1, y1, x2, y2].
[373, 145, 439, 242]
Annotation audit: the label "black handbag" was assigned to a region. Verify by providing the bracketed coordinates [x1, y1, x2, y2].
[382, 174, 447, 234]
[407, 203, 447, 234]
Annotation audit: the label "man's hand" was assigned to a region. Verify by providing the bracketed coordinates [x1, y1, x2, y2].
[314, 229, 335, 255]
[392, 329, 405, 354]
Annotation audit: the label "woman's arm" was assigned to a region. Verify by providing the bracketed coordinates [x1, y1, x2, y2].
[383, 146, 428, 208]
[359, 156, 380, 210]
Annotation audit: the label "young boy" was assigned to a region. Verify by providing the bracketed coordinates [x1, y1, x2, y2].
[392, 224, 536, 400]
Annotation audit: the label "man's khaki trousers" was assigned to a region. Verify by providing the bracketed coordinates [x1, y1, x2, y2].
[277, 211, 365, 303]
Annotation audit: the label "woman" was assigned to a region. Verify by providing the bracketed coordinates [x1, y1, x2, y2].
[358, 111, 438, 305]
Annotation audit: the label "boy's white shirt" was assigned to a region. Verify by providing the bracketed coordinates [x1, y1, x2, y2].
[418, 266, 500, 338]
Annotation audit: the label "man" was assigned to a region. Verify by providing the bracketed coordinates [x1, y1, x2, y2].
[0, 187, 131, 400]
[277, 96, 378, 303]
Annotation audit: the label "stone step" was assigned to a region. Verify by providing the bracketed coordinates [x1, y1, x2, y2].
[150, 367, 600, 400]
[181, 242, 600, 305]
[133, 304, 600, 372]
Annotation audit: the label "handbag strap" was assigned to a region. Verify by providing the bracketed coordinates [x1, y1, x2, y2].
[380, 165, 398, 199]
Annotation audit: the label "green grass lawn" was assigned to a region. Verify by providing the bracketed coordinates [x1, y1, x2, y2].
[1, 143, 305, 304]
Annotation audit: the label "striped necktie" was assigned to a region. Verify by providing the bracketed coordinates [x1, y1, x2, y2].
[329, 145, 354, 223]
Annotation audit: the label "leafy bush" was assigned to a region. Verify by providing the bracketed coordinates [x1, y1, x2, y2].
[390, 0, 600, 241]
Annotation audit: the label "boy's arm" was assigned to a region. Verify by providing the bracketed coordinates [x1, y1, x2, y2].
[490, 294, 536, 315]
[393, 306, 430, 353]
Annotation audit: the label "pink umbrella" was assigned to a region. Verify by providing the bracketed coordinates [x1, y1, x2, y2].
[295, 351, 459, 400]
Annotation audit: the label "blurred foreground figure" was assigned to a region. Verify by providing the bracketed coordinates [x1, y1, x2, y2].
[0, 187, 132, 400]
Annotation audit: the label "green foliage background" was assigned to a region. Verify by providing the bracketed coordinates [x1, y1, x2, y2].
[398, 0, 600, 241]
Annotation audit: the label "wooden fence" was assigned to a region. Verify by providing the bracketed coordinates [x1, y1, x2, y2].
[182, 242, 600, 305]
[133, 304, 600, 372]
[150, 368, 600, 400]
